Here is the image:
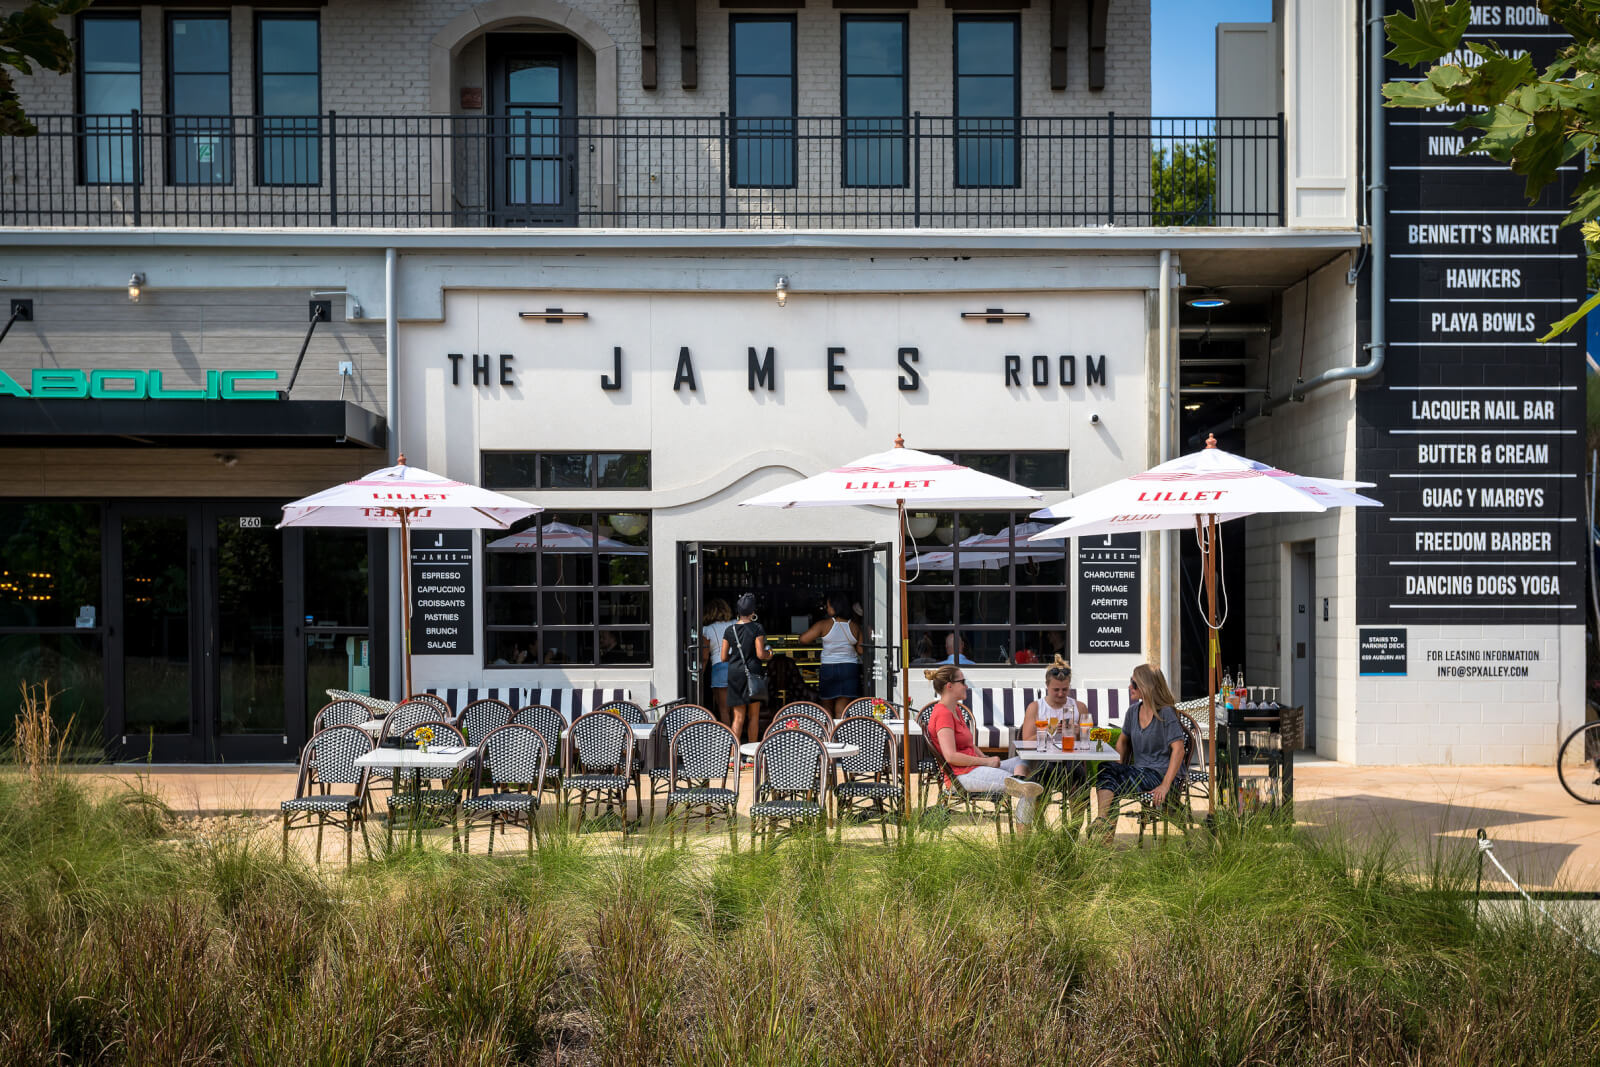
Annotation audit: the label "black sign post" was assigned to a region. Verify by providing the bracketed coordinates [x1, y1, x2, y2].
[1077, 533, 1141, 654]
[410, 530, 474, 656]
[1358, 6, 1584, 627]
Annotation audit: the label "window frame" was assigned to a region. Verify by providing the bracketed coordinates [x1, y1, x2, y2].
[728, 13, 798, 189]
[164, 11, 233, 187]
[935, 450, 1070, 492]
[482, 511, 654, 669]
[952, 13, 1022, 191]
[253, 11, 321, 188]
[480, 451, 652, 491]
[76, 11, 143, 187]
[839, 14, 909, 190]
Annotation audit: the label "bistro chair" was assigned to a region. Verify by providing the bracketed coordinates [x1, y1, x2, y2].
[1134, 717, 1201, 846]
[312, 699, 372, 733]
[404, 692, 454, 719]
[379, 698, 449, 743]
[1174, 710, 1211, 812]
[749, 728, 829, 848]
[384, 721, 468, 850]
[460, 724, 549, 854]
[456, 698, 514, 744]
[830, 716, 903, 842]
[663, 719, 741, 849]
[281, 725, 373, 865]
[562, 711, 636, 835]
[765, 713, 832, 741]
[512, 704, 568, 808]
[922, 725, 1013, 839]
[842, 697, 881, 718]
[776, 701, 832, 732]
[644, 703, 715, 823]
[915, 700, 976, 810]
[596, 700, 648, 725]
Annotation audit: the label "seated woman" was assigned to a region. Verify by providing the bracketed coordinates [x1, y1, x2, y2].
[923, 664, 1042, 827]
[1094, 663, 1187, 837]
[1016, 656, 1092, 828]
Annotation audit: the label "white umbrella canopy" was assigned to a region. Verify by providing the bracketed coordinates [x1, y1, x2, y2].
[279, 455, 542, 696]
[908, 521, 1066, 571]
[741, 436, 1041, 810]
[1028, 437, 1381, 793]
[487, 519, 647, 554]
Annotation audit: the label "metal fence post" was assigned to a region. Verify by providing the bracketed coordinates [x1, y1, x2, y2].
[327, 110, 339, 225]
[718, 111, 728, 228]
[912, 111, 922, 227]
[131, 109, 142, 226]
[1105, 111, 1115, 226]
[1276, 111, 1286, 226]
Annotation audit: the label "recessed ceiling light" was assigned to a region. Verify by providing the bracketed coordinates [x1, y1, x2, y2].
[1185, 288, 1230, 309]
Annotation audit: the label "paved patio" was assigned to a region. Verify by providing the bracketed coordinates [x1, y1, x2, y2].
[62, 756, 1600, 891]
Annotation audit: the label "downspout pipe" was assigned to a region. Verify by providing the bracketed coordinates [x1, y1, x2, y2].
[1157, 249, 1176, 684]
[385, 247, 402, 699]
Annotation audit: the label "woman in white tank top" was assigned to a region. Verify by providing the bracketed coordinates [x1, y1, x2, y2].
[800, 593, 862, 718]
[1016, 656, 1093, 829]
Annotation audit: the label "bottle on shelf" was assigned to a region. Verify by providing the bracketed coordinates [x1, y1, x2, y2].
[1221, 667, 1234, 708]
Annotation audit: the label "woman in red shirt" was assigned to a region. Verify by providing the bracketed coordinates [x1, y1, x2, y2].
[924, 664, 1042, 824]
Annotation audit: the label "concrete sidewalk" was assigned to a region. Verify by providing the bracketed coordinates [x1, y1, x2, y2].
[63, 757, 1600, 891]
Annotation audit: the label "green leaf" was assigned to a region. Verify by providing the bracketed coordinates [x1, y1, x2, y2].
[1384, 0, 1472, 67]
[1454, 45, 1538, 107]
[1382, 78, 1448, 108]
[1542, 0, 1600, 42]
[1508, 110, 1570, 200]
[1459, 103, 1531, 160]
[1561, 164, 1600, 227]
[1426, 64, 1469, 90]
[1537, 286, 1600, 343]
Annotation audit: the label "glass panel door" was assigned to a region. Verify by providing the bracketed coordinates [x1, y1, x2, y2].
[677, 541, 704, 704]
[489, 36, 576, 226]
[212, 506, 288, 759]
[116, 508, 201, 760]
[302, 528, 374, 731]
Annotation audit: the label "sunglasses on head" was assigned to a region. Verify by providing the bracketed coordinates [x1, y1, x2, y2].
[1047, 668, 1071, 680]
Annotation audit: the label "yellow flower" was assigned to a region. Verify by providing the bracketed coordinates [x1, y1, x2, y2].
[415, 726, 434, 743]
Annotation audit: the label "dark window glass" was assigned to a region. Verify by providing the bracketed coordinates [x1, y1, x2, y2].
[482, 452, 537, 490]
[303, 529, 369, 627]
[480, 451, 650, 490]
[596, 453, 650, 488]
[954, 16, 1019, 188]
[940, 451, 1070, 491]
[0, 502, 103, 628]
[842, 16, 907, 188]
[484, 512, 651, 667]
[539, 453, 594, 489]
[256, 15, 319, 185]
[906, 510, 1068, 665]
[0, 633, 104, 751]
[730, 16, 795, 188]
[79, 15, 141, 184]
[168, 15, 232, 185]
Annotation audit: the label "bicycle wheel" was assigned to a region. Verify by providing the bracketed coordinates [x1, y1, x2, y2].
[1556, 720, 1600, 804]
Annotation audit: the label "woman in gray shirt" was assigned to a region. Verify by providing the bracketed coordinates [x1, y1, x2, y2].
[1094, 663, 1189, 831]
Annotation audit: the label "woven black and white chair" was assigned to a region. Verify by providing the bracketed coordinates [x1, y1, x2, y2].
[1174, 710, 1211, 813]
[1135, 717, 1200, 846]
[763, 713, 832, 741]
[915, 700, 975, 810]
[841, 697, 881, 719]
[563, 710, 636, 835]
[749, 727, 828, 848]
[281, 725, 373, 865]
[312, 699, 372, 733]
[511, 704, 568, 808]
[922, 723, 1013, 839]
[461, 723, 549, 854]
[830, 716, 903, 842]
[644, 703, 715, 823]
[595, 700, 648, 725]
[456, 698, 514, 745]
[775, 701, 832, 734]
[405, 692, 454, 719]
[379, 698, 449, 743]
[663, 719, 741, 849]
[384, 721, 468, 850]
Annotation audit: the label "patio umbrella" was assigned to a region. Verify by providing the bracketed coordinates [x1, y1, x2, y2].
[1028, 436, 1380, 790]
[741, 436, 1042, 803]
[487, 519, 648, 554]
[278, 454, 541, 696]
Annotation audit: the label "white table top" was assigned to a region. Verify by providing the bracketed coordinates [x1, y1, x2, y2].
[882, 719, 924, 736]
[740, 742, 860, 760]
[1008, 739, 1120, 762]
[352, 719, 385, 738]
[355, 746, 477, 771]
[631, 724, 654, 739]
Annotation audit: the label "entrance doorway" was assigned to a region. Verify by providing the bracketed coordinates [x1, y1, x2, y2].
[678, 542, 894, 715]
[104, 501, 384, 761]
[487, 34, 579, 227]
[1290, 543, 1317, 749]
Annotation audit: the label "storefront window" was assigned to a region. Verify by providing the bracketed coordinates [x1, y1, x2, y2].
[482, 451, 650, 490]
[906, 510, 1068, 666]
[935, 450, 1069, 491]
[484, 511, 651, 667]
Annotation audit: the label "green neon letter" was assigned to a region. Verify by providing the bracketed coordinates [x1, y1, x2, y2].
[0, 370, 26, 399]
[218, 370, 280, 399]
[89, 369, 149, 399]
[31, 369, 88, 398]
[148, 370, 206, 399]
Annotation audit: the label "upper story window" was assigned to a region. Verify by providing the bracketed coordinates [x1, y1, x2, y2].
[256, 14, 320, 186]
[937, 450, 1069, 491]
[841, 15, 907, 189]
[729, 15, 796, 188]
[482, 451, 651, 491]
[78, 13, 141, 185]
[167, 14, 232, 185]
[954, 15, 1020, 189]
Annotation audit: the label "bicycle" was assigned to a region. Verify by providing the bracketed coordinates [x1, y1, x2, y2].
[1556, 702, 1600, 803]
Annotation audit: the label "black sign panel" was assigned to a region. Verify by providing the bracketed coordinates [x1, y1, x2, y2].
[1077, 533, 1140, 654]
[1358, 5, 1585, 626]
[410, 529, 474, 655]
[1358, 628, 1408, 675]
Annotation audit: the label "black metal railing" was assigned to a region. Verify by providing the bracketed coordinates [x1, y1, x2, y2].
[0, 112, 1283, 229]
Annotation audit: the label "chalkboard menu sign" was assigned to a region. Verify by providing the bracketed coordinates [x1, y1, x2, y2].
[410, 529, 474, 655]
[1078, 533, 1141, 654]
[1358, 5, 1585, 626]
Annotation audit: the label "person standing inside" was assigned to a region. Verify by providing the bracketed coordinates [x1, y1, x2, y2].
[722, 592, 772, 744]
[800, 593, 861, 719]
[700, 598, 734, 726]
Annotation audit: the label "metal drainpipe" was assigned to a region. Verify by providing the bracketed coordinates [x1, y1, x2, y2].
[385, 247, 402, 698]
[1157, 249, 1176, 684]
[1194, 0, 1386, 443]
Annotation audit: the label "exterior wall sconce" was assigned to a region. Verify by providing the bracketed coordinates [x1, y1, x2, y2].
[775, 275, 789, 307]
[960, 308, 1029, 323]
[127, 273, 146, 304]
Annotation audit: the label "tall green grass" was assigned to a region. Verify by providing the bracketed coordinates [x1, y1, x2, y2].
[1, 772, 1597, 1065]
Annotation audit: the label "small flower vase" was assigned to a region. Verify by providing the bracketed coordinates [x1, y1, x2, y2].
[419, 741, 429, 754]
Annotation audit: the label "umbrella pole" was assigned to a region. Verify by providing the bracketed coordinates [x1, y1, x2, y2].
[1204, 513, 1219, 808]
[398, 509, 414, 698]
[898, 498, 913, 820]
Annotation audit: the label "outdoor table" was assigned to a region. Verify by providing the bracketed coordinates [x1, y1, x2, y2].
[352, 719, 385, 739]
[1007, 737, 1120, 831]
[355, 745, 478, 848]
[739, 742, 859, 761]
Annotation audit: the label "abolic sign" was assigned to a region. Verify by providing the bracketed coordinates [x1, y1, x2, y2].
[0, 369, 280, 399]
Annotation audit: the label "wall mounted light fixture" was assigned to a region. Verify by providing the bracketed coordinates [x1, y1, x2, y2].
[775, 275, 789, 307]
[127, 273, 146, 304]
[1185, 288, 1230, 309]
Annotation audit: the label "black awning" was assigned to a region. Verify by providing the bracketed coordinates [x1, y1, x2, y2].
[0, 399, 386, 449]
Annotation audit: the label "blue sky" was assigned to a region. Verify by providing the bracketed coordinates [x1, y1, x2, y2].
[1151, 0, 1273, 116]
